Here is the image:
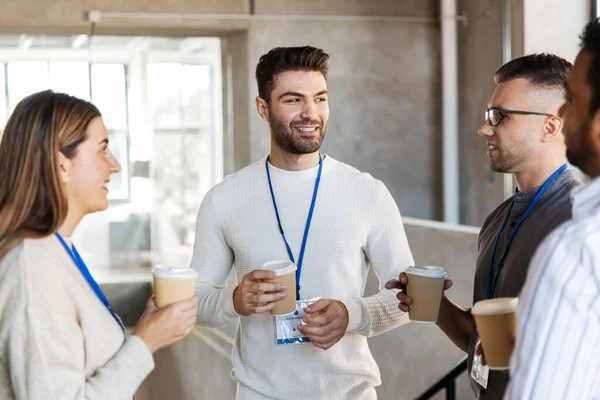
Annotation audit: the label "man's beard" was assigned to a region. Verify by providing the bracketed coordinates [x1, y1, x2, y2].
[566, 118, 594, 172]
[489, 145, 533, 173]
[269, 113, 326, 155]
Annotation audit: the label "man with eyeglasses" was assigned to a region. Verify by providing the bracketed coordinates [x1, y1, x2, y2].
[389, 53, 581, 400]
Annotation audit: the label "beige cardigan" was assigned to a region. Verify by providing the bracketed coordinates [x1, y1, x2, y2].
[0, 235, 154, 399]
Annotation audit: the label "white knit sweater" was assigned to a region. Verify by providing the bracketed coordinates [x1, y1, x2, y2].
[191, 156, 414, 399]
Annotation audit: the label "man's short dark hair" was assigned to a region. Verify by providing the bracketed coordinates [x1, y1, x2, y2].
[494, 53, 572, 93]
[255, 46, 329, 103]
[580, 18, 600, 116]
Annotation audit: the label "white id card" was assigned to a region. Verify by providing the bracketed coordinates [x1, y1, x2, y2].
[274, 297, 320, 345]
[471, 341, 489, 389]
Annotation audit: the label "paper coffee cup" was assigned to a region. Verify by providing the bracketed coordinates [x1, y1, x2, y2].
[152, 267, 198, 308]
[405, 266, 447, 323]
[262, 260, 297, 315]
[472, 297, 518, 370]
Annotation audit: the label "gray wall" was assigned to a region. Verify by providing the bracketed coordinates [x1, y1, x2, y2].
[225, 0, 521, 225]
[0, 0, 525, 225]
[218, 0, 443, 221]
[243, 19, 442, 220]
[457, 0, 506, 225]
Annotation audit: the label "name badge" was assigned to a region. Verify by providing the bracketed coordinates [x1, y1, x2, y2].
[471, 340, 489, 389]
[274, 297, 320, 345]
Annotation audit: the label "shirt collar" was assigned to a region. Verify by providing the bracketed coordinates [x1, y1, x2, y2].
[572, 174, 600, 218]
[510, 167, 577, 217]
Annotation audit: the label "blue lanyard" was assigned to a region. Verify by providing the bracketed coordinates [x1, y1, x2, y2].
[55, 232, 125, 334]
[487, 164, 567, 298]
[265, 155, 323, 300]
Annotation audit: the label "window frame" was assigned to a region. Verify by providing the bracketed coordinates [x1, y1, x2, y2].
[0, 39, 223, 206]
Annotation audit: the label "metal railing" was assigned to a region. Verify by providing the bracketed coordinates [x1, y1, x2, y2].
[414, 355, 468, 400]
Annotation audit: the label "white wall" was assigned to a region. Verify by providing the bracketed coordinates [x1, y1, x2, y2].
[524, 0, 589, 62]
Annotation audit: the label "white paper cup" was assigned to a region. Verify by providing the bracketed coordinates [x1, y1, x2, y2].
[152, 266, 198, 308]
[472, 297, 518, 370]
[405, 266, 447, 323]
[261, 260, 297, 315]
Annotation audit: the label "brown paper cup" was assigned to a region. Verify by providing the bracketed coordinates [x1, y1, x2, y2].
[405, 266, 447, 323]
[472, 297, 518, 370]
[152, 267, 198, 308]
[262, 260, 297, 315]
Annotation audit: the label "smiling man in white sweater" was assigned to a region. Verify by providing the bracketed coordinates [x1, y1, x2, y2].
[190, 46, 414, 399]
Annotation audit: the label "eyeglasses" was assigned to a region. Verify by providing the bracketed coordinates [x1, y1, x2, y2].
[485, 108, 553, 126]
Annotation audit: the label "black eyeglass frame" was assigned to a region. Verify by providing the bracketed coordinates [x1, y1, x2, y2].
[485, 108, 553, 126]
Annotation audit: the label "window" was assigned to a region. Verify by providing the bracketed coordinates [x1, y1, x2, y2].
[148, 62, 214, 229]
[90, 63, 129, 200]
[0, 35, 223, 269]
[0, 59, 130, 200]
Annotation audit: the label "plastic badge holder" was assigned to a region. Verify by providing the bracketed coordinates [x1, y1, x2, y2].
[275, 297, 321, 345]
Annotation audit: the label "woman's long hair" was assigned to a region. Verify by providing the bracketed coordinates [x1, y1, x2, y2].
[0, 90, 101, 259]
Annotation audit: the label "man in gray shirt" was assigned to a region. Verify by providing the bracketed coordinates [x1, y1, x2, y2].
[388, 53, 581, 399]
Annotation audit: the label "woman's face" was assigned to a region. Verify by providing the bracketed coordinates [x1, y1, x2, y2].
[62, 117, 121, 216]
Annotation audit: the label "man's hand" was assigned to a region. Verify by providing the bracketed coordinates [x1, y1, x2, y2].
[233, 270, 287, 316]
[386, 271, 453, 312]
[476, 336, 515, 373]
[296, 299, 349, 350]
[475, 341, 488, 366]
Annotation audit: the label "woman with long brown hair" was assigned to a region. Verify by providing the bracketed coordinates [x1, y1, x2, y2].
[0, 90, 198, 399]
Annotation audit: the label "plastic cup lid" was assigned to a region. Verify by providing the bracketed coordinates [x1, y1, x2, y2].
[472, 297, 519, 315]
[405, 265, 447, 279]
[261, 260, 297, 276]
[152, 266, 198, 279]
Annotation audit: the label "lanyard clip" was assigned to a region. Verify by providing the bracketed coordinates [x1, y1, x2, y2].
[296, 286, 300, 301]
